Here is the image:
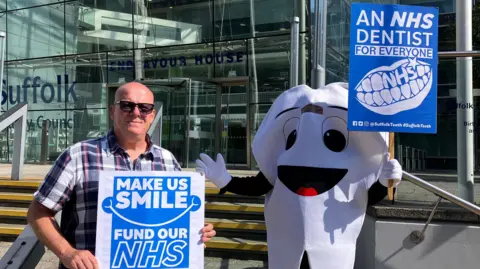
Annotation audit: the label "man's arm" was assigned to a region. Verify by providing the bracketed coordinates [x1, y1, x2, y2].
[27, 201, 76, 260]
[28, 148, 98, 269]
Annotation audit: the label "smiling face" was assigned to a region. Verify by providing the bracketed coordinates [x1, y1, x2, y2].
[109, 82, 156, 141]
[252, 83, 388, 197]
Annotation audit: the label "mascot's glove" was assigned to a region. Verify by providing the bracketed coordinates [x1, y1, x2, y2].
[378, 153, 403, 188]
[195, 153, 232, 189]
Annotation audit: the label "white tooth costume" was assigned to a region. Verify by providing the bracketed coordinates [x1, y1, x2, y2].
[196, 83, 403, 269]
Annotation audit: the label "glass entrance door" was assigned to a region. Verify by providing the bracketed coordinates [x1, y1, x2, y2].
[106, 78, 217, 168]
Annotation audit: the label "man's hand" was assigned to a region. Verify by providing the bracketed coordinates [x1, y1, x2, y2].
[60, 248, 99, 269]
[201, 223, 216, 248]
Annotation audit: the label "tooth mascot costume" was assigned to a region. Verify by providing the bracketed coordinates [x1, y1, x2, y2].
[196, 83, 403, 269]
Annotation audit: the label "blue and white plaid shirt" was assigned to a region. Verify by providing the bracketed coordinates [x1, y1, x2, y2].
[33, 129, 181, 268]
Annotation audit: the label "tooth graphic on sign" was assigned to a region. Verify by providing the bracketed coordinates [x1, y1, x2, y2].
[354, 58, 433, 115]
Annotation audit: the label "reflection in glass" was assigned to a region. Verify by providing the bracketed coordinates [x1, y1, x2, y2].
[107, 50, 134, 84]
[1, 64, 6, 112]
[134, 1, 210, 48]
[0, 10, 5, 32]
[65, 1, 134, 55]
[188, 80, 217, 168]
[221, 84, 247, 167]
[7, 0, 59, 10]
[325, 0, 350, 84]
[248, 35, 290, 168]
[23, 110, 67, 163]
[6, 57, 66, 110]
[141, 43, 215, 81]
[214, 40, 247, 78]
[140, 81, 187, 166]
[65, 53, 108, 109]
[66, 109, 108, 148]
[7, 4, 65, 60]
[213, 0, 293, 41]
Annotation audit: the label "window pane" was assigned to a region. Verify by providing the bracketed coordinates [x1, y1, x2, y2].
[67, 109, 108, 147]
[399, 0, 455, 13]
[214, 40, 247, 78]
[0, 11, 6, 112]
[0, 3, 5, 12]
[1, 67, 7, 112]
[8, 0, 60, 10]
[23, 110, 67, 163]
[0, 129, 8, 162]
[248, 35, 291, 168]
[140, 43, 215, 80]
[65, 1, 134, 54]
[107, 50, 134, 84]
[7, 4, 65, 60]
[214, 0, 293, 41]
[135, 1, 212, 48]
[65, 53, 107, 109]
[6, 57, 66, 110]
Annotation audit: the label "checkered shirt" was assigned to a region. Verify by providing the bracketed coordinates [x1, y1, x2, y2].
[33, 129, 181, 268]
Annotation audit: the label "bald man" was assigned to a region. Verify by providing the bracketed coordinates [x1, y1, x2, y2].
[27, 82, 216, 269]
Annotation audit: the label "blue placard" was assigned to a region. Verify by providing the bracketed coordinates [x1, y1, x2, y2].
[96, 171, 205, 269]
[348, 3, 438, 133]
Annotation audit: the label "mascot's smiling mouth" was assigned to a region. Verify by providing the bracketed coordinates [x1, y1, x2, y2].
[277, 166, 348, 196]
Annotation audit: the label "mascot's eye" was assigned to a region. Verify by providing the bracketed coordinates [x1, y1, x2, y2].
[323, 130, 346, 152]
[283, 117, 299, 150]
[286, 130, 297, 150]
[322, 117, 348, 152]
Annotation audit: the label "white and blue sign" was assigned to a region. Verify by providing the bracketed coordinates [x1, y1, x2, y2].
[96, 171, 205, 269]
[348, 3, 438, 133]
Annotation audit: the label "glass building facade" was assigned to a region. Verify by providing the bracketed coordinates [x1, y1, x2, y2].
[0, 0, 478, 173]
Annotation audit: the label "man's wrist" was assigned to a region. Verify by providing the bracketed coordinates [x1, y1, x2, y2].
[57, 244, 76, 261]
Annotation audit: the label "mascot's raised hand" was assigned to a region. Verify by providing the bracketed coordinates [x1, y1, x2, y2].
[378, 153, 403, 188]
[195, 153, 232, 189]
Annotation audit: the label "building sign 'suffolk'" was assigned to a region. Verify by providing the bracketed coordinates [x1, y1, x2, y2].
[348, 3, 438, 133]
[95, 171, 205, 269]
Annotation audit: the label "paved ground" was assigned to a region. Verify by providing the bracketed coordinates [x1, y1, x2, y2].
[0, 242, 268, 269]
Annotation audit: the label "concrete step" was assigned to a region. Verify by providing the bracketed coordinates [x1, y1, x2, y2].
[0, 224, 268, 261]
[0, 202, 265, 222]
[0, 180, 267, 204]
[0, 180, 269, 261]
[0, 206, 267, 237]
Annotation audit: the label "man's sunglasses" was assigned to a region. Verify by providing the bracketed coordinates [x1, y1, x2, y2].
[115, 101, 154, 115]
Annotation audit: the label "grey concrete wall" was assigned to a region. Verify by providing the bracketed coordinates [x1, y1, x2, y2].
[355, 215, 480, 269]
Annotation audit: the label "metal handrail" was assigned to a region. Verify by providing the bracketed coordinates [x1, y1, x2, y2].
[438, 50, 480, 58]
[0, 102, 28, 180]
[403, 171, 480, 215]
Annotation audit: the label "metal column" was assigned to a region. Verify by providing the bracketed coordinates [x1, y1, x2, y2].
[456, 1, 475, 202]
[310, 0, 327, 88]
[134, 1, 148, 80]
[296, 0, 306, 85]
[0, 32, 5, 94]
[290, 17, 300, 88]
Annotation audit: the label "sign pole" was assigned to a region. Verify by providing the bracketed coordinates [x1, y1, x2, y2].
[455, 0, 474, 202]
[347, 3, 438, 201]
[388, 132, 395, 201]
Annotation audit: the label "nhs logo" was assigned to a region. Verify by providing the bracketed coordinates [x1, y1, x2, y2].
[95, 171, 205, 269]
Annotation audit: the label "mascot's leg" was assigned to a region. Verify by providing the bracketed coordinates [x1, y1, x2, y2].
[264, 182, 306, 269]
